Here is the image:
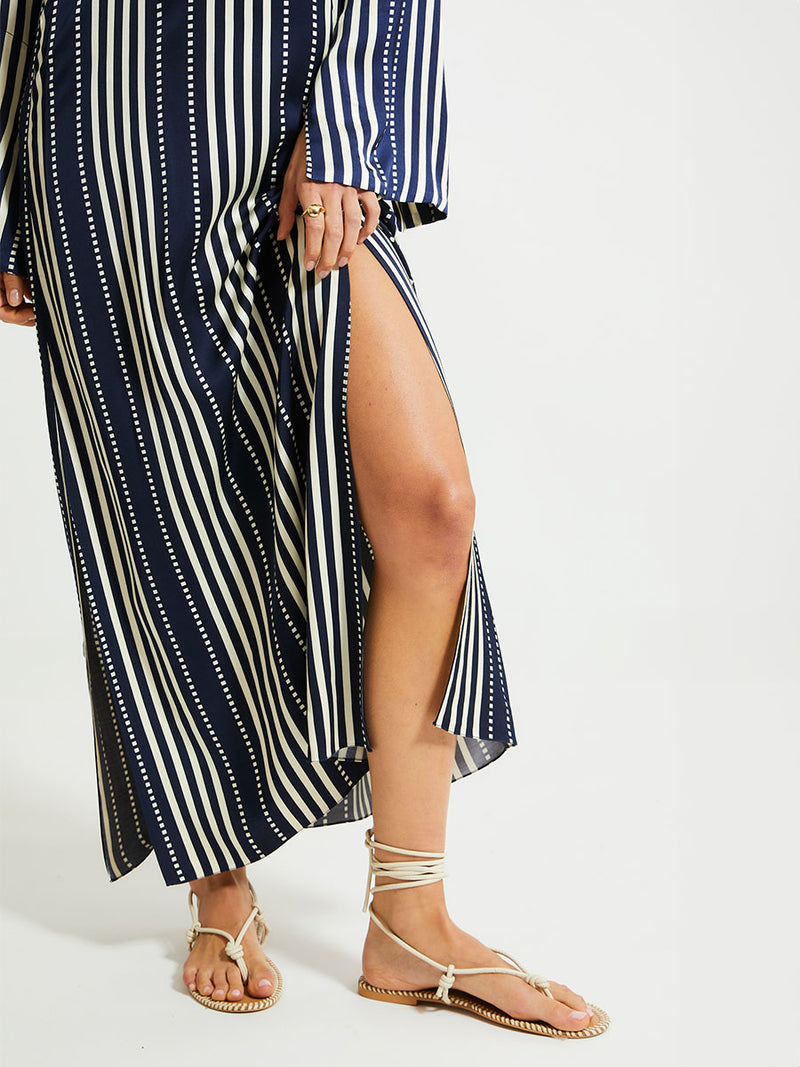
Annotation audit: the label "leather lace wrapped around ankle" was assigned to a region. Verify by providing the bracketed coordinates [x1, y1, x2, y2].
[362, 827, 448, 912]
[361, 827, 553, 1005]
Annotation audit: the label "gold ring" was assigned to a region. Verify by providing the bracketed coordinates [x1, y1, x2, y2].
[302, 203, 326, 218]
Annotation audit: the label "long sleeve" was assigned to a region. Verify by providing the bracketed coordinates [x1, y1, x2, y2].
[303, 0, 449, 231]
[1, 0, 40, 275]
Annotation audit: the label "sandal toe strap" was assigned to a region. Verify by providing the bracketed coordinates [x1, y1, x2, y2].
[186, 923, 251, 983]
[435, 965, 456, 1002]
[434, 962, 552, 1004]
[225, 941, 246, 965]
[186, 889, 271, 985]
[524, 972, 554, 996]
[490, 947, 553, 996]
[186, 920, 202, 950]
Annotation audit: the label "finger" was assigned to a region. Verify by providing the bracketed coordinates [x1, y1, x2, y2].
[0, 271, 36, 326]
[316, 190, 344, 277]
[275, 184, 297, 242]
[357, 193, 381, 243]
[335, 187, 364, 268]
[300, 185, 328, 271]
[1, 271, 26, 308]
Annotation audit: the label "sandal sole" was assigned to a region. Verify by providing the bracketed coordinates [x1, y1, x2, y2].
[357, 976, 610, 1038]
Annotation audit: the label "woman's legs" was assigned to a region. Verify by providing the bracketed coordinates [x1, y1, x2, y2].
[346, 242, 593, 1029]
[180, 240, 591, 1022]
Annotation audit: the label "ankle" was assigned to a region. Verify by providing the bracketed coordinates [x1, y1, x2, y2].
[370, 887, 453, 935]
[189, 867, 248, 898]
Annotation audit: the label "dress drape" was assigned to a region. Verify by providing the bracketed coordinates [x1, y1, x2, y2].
[0, 0, 517, 887]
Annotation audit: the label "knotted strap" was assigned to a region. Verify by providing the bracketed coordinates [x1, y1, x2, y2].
[185, 879, 270, 985]
[362, 827, 552, 1006]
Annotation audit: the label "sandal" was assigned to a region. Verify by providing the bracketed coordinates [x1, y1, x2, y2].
[185, 879, 283, 1012]
[357, 828, 610, 1038]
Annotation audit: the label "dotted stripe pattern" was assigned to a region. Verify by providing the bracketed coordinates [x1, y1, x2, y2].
[1, 0, 517, 886]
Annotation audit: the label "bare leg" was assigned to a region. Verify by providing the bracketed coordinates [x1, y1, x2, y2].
[346, 242, 592, 1030]
[182, 868, 276, 1003]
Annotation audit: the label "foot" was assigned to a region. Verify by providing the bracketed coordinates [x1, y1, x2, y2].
[362, 903, 594, 1032]
[183, 867, 276, 1004]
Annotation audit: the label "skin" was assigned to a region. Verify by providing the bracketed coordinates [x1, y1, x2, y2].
[2, 124, 593, 1028]
[0, 272, 35, 326]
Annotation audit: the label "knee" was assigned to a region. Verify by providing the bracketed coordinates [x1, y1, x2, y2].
[380, 468, 475, 579]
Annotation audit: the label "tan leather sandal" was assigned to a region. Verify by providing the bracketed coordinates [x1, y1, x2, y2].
[357, 828, 610, 1038]
[185, 879, 283, 1012]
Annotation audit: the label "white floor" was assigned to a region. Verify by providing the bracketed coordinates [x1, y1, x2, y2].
[2, 682, 797, 1067]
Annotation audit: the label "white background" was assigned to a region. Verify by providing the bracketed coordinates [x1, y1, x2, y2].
[1, 1, 798, 1065]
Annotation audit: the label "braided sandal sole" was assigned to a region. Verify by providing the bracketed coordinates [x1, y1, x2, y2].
[357, 976, 610, 1038]
[190, 954, 284, 1013]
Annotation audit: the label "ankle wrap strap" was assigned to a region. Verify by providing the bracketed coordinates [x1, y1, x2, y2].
[360, 827, 553, 1006]
[362, 827, 447, 913]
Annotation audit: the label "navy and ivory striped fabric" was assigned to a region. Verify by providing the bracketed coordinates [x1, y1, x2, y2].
[303, 0, 449, 229]
[0, 0, 36, 275]
[1, 0, 517, 887]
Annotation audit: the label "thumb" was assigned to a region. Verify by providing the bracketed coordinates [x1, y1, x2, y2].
[1, 272, 26, 306]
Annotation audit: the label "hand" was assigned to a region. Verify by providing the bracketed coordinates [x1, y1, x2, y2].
[275, 124, 381, 279]
[0, 271, 35, 327]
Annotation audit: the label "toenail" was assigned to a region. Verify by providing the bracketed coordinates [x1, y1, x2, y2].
[202, 985, 212, 995]
[258, 979, 272, 991]
[569, 1010, 589, 1021]
[188, 982, 196, 992]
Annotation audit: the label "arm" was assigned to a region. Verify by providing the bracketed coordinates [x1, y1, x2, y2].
[302, 0, 449, 232]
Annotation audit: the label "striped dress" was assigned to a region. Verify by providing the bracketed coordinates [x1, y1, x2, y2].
[1, 0, 517, 887]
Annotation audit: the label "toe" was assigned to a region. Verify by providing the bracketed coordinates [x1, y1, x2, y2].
[537, 992, 593, 1032]
[226, 964, 244, 1001]
[183, 966, 198, 992]
[247, 957, 275, 999]
[211, 966, 229, 1001]
[548, 979, 591, 1017]
[196, 968, 214, 998]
